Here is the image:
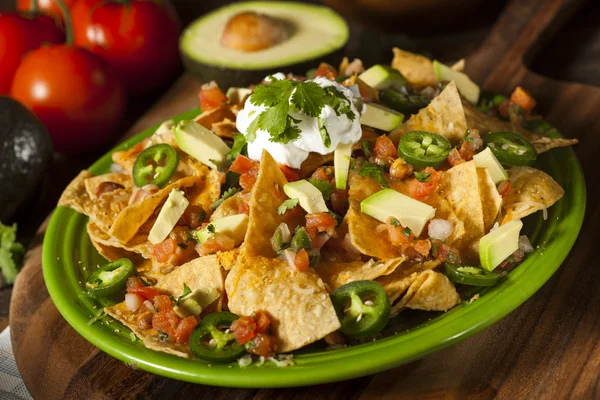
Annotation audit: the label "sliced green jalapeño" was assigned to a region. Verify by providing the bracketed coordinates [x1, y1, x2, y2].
[380, 88, 430, 116]
[189, 312, 246, 363]
[444, 263, 501, 286]
[398, 131, 451, 168]
[331, 280, 390, 338]
[85, 258, 135, 298]
[132, 143, 179, 188]
[484, 131, 537, 166]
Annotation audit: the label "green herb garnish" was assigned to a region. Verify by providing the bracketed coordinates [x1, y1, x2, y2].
[414, 171, 431, 182]
[358, 161, 389, 188]
[211, 187, 239, 210]
[0, 221, 25, 284]
[308, 178, 335, 200]
[176, 283, 192, 305]
[278, 198, 299, 215]
[402, 227, 412, 237]
[226, 133, 248, 161]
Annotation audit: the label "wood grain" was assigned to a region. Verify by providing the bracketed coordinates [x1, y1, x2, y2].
[9, 0, 600, 398]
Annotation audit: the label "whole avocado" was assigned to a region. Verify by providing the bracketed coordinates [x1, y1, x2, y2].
[0, 97, 54, 222]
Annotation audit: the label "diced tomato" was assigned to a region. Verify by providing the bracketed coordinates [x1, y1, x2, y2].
[174, 316, 198, 345]
[127, 285, 165, 301]
[414, 240, 432, 257]
[180, 205, 206, 229]
[498, 99, 511, 118]
[247, 333, 276, 358]
[306, 212, 337, 236]
[407, 167, 441, 199]
[311, 166, 334, 182]
[231, 316, 257, 345]
[510, 86, 536, 114]
[152, 238, 177, 263]
[238, 161, 260, 192]
[315, 62, 337, 80]
[279, 164, 301, 182]
[294, 248, 310, 271]
[330, 189, 349, 215]
[238, 201, 250, 215]
[197, 233, 236, 256]
[198, 87, 227, 111]
[229, 155, 256, 175]
[386, 217, 413, 246]
[447, 148, 465, 167]
[432, 240, 461, 263]
[154, 295, 173, 312]
[458, 132, 482, 161]
[498, 180, 512, 196]
[373, 135, 397, 159]
[254, 311, 271, 334]
[131, 142, 145, 153]
[126, 276, 144, 289]
[152, 295, 181, 340]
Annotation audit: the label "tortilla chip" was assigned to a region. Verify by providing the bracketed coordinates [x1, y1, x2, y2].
[345, 173, 401, 259]
[315, 257, 406, 292]
[430, 197, 466, 248]
[461, 100, 578, 153]
[241, 150, 289, 258]
[391, 48, 437, 89]
[439, 161, 485, 262]
[59, 170, 131, 233]
[477, 168, 502, 231]
[216, 248, 241, 271]
[502, 166, 564, 221]
[88, 235, 142, 263]
[376, 260, 441, 304]
[156, 255, 225, 312]
[185, 169, 224, 216]
[389, 81, 468, 145]
[194, 104, 236, 130]
[87, 222, 150, 258]
[210, 193, 245, 221]
[84, 173, 133, 201]
[211, 119, 237, 139]
[398, 270, 460, 313]
[109, 176, 200, 243]
[225, 256, 340, 352]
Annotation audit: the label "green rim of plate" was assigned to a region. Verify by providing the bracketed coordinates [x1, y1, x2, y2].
[43, 108, 586, 388]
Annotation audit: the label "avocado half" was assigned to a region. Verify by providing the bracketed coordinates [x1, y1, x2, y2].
[180, 1, 349, 88]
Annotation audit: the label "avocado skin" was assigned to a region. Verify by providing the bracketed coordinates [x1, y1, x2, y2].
[182, 47, 345, 89]
[0, 97, 54, 222]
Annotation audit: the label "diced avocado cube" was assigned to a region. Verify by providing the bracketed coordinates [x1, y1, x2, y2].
[433, 60, 480, 104]
[148, 189, 189, 245]
[360, 189, 435, 236]
[173, 286, 221, 317]
[174, 120, 231, 170]
[283, 180, 328, 214]
[473, 147, 509, 184]
[479, 219, 523, 271]
[196, 214, 248, 245]
[360, 103, 404, 132]
[334, 142, 353, 189]
[359, 65, 407, 90]
[226, 87, 252, 105]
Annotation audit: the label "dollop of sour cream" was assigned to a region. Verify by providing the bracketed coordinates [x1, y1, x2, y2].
[236, 75, 363, 168]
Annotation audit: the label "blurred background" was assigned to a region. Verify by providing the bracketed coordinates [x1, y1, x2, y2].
[0, 0, 598, 328]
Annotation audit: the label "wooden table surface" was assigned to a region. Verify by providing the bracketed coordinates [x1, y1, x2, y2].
[3, 0, 600, 398]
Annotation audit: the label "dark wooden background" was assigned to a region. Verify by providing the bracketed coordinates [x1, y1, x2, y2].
[2, 0, 600, 398]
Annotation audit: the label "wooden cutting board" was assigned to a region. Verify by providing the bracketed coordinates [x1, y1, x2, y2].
[9, 0, 600, 398]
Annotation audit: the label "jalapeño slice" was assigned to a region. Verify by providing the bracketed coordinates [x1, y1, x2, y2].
[398, 131, 451, 168]
[484, 131, 537, 166]
[380, 88, 430, 116]
[331, 280, 390, 338]
[132, 144, 179, 188]
[444, 263, 501, 287]
[189, 312, 246, 363]
[85, 258, 135, 298]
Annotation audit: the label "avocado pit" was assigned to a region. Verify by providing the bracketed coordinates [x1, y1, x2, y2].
[221, 11, 290, 52]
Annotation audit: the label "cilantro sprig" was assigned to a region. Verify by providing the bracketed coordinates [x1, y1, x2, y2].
[211, 187, 239, 210]
[308, 178, 335, 200]
[358, 161, 389, 188]
[278, 198, 299, 215]
[414, 171, 431, 182]
[226, 133, 248, 161]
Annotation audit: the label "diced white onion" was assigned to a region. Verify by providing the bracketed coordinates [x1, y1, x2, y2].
[143, 300, 154, 311]
[238, 355, 253, 367]
[125, 294, 143, 311]
[277, 223, 291, 243]
[282, 249, 297, 269]
[110, 163, 125, 174]
[519, 235, 534, 253]
[428, 219, 453, 241]
[341, 233, 361, 255]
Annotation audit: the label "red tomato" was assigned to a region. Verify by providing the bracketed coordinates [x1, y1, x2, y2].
[229, 155, 256, 174]
[174, 316, 198, 345]
[152, 295, 180, 339]
[71, 0, 181, 96]
[126, 285, 165, 301]
[510, 86, 536, 114]
[294, 248, 310, 272]
[407, 167, 441, 199]
[279, 164, 301, 182]
[306, 212, 337, 236]
[254, 311, 271, 334]
[152, 238, 176, 263]
[248, 333, 276, 358]
[17, 0, 76, 24]
[11, 45, 126, 153]
[198, 87, 227, 111]
[231, 316, 257, 345]
[447, 148, 464, 167]
[0, 12, 63, 94]
[315, 62, 337, 80]
[498, 180, 512, 197]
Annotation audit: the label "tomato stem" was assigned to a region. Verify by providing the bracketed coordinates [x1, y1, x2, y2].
[54, 0, 73, 45]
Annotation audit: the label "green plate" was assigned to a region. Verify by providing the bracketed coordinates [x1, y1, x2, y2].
[43, 109, 585, 388]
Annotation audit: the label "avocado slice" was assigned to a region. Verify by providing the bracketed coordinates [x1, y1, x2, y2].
[180, 2, 349, 87]
[283, 180, 329, 214]
[174, 286, 220, 317]
[473, 147, 508, 184]
[360, 103, 404, 132]
[433, 60, 480, 104]
[148, 189, 189, 245]
[196, 214, 249, 245]
[334, 142, 353, 189]
[358, 65, 407, 90]
[479, 219, 523, 271]
[0, 97, 53, 222]
[360, 189, 435, 236]
[174, 120, 231, 170]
